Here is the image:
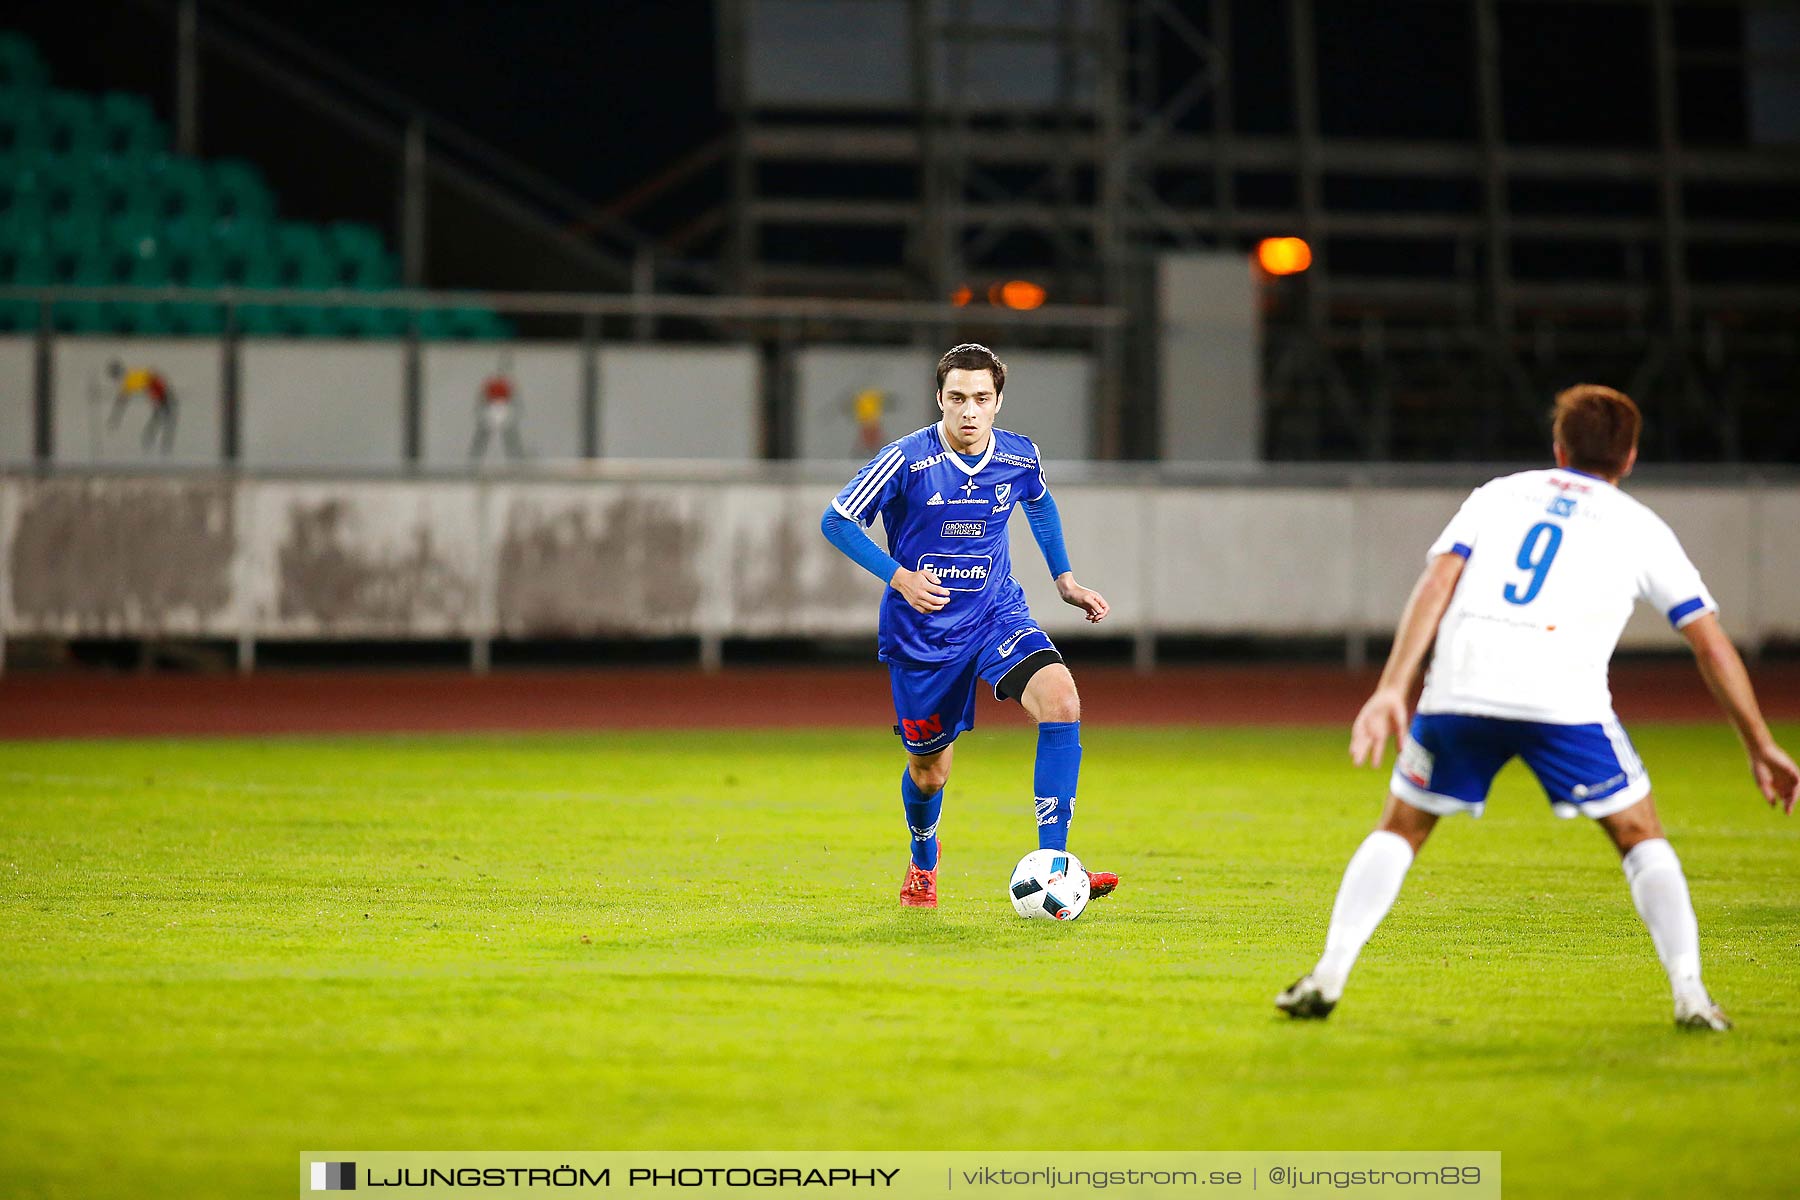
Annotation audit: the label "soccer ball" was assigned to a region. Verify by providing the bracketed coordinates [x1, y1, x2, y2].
[1009, 849, 1090, 921]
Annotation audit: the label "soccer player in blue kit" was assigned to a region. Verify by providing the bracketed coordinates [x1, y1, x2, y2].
[820, 343, 1120, 909]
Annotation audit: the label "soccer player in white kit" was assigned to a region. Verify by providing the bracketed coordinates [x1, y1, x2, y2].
[1278, 385, 1798, 1030]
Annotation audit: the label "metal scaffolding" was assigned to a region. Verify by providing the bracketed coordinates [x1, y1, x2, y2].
[717, 0, 1800, 462]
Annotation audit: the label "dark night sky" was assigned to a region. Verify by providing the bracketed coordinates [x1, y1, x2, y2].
[229, 0, 726, 205]
[9, 1, 1761, 221]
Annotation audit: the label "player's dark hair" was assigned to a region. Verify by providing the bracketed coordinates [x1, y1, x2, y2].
[935, 343, 1006, 395]
[1553, 384, 1640, 478]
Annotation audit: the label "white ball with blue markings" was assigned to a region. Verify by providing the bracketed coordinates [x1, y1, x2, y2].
[1009, 849, 1090, 921]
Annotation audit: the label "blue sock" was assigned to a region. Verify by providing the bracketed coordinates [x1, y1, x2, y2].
[901, 769, 943, 869]
[1034, 720, 1082, 851]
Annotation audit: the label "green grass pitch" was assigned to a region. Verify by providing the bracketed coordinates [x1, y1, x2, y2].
[3, 722, 1798, 1198]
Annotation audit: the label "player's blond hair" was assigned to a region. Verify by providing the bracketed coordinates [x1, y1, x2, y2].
[1553, 384, 1640, 478]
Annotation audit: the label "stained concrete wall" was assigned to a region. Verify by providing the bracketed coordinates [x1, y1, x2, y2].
[3, 476, 1796, 647]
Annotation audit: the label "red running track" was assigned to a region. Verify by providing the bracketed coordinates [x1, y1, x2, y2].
[3, 662, 1798, 740]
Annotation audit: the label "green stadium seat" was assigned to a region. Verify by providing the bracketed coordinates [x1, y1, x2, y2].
[449, 307, 512, 340]
[234, 307, 283, 337]
[96, 92, 165, 157]
[331, 305, 408, 338]
[51, 246, 111, 331]
[152, 156, 215, 222]
[165, 246, 228, 335]
[42, 91, 100, 157]
[0, 206, 50, 254]
[107, 211, 167, 268]
[0, 59, 500, 340]
[0, 299, 37, 331]
[272, 222, 333, 286]
[94, 154, 164, 221]
[0, 33, 50, 91]
[7, 245, 53, 284]
[210, 159, 274, 223]
[46, 211, 98, 257]
[0, 91, 48, 155]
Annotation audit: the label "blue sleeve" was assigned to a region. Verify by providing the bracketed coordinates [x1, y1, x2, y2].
[821, 506, 902, 585]
[1021, 491, 1072, 579]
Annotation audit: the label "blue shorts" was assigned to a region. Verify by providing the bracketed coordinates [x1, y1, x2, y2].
[1391, 712, 1651, 820]
[888, 620, 1060, 754]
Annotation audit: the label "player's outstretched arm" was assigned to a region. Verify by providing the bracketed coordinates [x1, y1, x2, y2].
[1019, 492, 1107, 623]
[1681, 613, 1800, 813]
[1350, 552, 1466, 768]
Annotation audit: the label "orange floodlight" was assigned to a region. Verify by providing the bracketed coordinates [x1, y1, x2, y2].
[1256, 237, 1312, 276]
[998, 280, 1046, 310]
[950, 285, 973, 307]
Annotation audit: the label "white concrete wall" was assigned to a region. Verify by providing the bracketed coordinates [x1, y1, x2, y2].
[4, 476, 1796, 648]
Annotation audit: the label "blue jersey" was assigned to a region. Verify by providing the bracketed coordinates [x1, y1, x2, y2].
[832, 422, 1051, 665]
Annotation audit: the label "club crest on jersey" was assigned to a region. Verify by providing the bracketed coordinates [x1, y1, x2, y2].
[995, 483, 1011, 504]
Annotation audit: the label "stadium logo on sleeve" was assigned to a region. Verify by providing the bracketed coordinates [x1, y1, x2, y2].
[918, 554, 991, 591]
[941, 520, 986, 537]
[311, 1162, 356, 1191]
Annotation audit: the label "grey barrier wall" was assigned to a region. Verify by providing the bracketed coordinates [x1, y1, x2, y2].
[422, 344, 585, 465]
[793, 346, 1096, 461]
[0, 338, 771, 468]
[3, 474, 1796, 666]
[0, 336, 37, 461]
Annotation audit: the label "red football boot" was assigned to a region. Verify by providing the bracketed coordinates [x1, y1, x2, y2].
[1086, 870, 1119, 898]
[900, 843, 939, 908]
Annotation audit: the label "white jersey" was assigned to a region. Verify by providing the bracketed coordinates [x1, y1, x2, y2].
[1417, 467, 1716, 724]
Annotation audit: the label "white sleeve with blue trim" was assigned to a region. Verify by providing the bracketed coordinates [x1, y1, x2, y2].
[1426, 486, 1486, 562]
[831, 442, 908, 527]
[1636, 514, 1717, 630]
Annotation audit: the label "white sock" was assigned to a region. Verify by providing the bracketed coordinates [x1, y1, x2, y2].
[1312, 831, 1415, 1000]
[1622, 838, 1708, 1007]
